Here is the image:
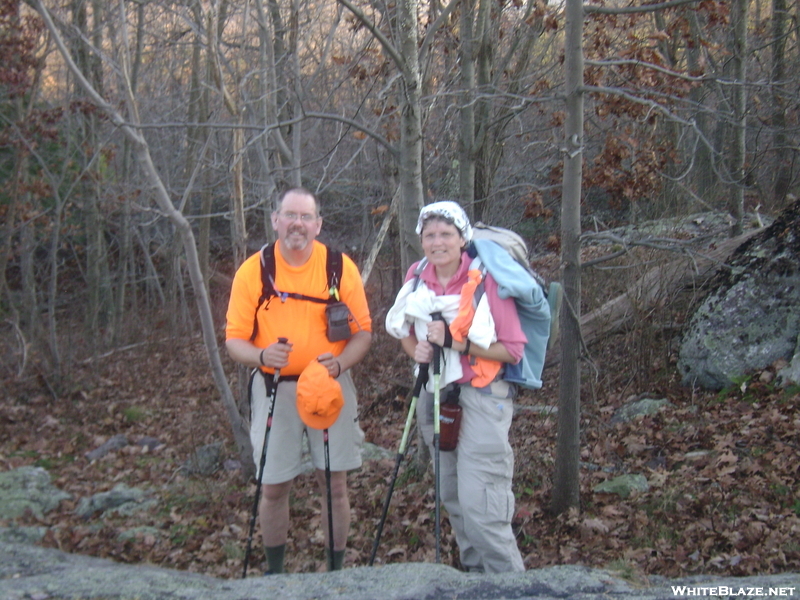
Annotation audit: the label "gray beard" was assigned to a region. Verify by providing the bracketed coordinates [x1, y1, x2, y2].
[283, 230, 309, 251]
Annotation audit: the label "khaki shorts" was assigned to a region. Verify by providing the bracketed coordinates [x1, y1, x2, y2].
[249, 369, 364, 484]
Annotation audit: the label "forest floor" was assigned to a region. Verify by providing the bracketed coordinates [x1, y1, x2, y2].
[1, 246, 799, 583]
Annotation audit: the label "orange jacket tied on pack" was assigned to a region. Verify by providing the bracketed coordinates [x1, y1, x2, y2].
[448, 268, 502, 387]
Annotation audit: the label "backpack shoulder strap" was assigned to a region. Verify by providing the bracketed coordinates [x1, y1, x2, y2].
[411, 257, 428, 291]
[326, 246, 343, 301]
[250, 243, 277, 341]
[251, 243, 344, 340]
[260, 242, 278, 305]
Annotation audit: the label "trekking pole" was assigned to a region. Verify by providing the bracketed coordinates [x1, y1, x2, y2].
[368, 363, 429, 566]
[242, 337, 288, 579]
[324, 426, 335, 571]
[430, 312, 443, 564]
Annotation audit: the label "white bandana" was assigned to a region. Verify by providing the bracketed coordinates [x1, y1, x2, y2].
[416, 201, 473, 242]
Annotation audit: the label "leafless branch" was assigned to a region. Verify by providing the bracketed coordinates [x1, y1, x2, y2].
[584, 0, 700, 15]
[6, 319, 29, 379]
[585, 59, 706, 82]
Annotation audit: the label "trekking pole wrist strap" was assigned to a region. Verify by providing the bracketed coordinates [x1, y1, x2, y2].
[442, 327, 453, 348]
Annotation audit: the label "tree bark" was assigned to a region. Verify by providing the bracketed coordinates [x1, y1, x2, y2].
[687, 9, 717, 205]
[771, 0, 791, 208]
[728, 0, 748, 237]
[459, 0, 477, 219]
[71, 0, 112, 346]
[397, 0, 425, 272]
[209, 4, 247, 268]
[551, 0, 584, 515]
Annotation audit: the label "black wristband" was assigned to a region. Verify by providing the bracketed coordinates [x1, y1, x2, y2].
[461, 339, 471, 355]
[443, 327, 453, 349]
[259, 348, 267, 367]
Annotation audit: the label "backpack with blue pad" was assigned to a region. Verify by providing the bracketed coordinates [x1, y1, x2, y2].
[413, 222, 561, 390]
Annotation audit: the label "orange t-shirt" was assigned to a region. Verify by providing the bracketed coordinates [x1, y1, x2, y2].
[225, 240, 372, 377]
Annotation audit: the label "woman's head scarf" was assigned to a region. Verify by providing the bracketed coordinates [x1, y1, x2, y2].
[416, 201, 473, 242]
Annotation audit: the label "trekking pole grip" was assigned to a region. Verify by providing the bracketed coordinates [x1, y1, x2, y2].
[430, 313, 443, 374]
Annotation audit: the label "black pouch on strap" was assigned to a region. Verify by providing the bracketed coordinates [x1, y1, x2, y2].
[325, 302, 352, 342]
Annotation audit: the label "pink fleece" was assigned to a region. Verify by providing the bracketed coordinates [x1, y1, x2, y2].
[405, 252, 527, 384]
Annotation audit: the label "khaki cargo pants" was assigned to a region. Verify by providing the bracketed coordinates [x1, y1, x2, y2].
[417, 379, 525, 573]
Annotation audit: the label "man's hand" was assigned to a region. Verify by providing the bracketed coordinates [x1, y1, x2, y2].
[316, 352, 341, 378]
[260, 340, 293, 369]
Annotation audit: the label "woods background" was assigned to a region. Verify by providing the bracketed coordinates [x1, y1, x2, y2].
[1, 0, 799, 536]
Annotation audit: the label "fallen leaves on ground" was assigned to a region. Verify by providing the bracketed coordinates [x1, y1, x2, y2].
[1, 327, 798, 580]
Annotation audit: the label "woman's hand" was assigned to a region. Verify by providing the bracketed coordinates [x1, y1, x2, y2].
[425, 320, 447, 347]
[413, 339, 434, 364]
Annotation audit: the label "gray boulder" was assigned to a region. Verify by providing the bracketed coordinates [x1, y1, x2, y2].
[75, 483, 157, 519]
[593, 474, 650, 499]
[180, 441, 223, 476]
[610, 398, 671, 424]
[678, 199, 800, 389]
[85, 434, 129, 461]
[4, 540, 798, 600]
[0, 466, 71, 520]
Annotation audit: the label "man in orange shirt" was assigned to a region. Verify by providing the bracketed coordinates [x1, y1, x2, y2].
[226, 188, 372, 573]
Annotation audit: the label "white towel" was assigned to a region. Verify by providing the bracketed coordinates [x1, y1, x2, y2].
[385, 279, 497, 390]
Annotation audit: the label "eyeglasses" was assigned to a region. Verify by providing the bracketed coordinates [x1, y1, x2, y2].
[280, 212, 318, 223]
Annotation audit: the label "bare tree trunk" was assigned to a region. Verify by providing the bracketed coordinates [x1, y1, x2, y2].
[187, 1, 211, 284]
[0, 193, 21, 352]
[208, 4, 247, 267]
[230, 123, 248, 266]
[551, 0, 584, 515]
[728, 0, 747, 237]
[687, 9, 716, 206]
[459, 0, 477, 219]
[71, 0, 111, 346]
[360, 187, 400, 284]
[472, 0, 492, 222]
[45, 188, 66, 377]
[20, 219, 38, 347]
[114, 1, 146, 342]
[771, 0, 791, 209]
[473, 0, 542, 223]
[396, 0, 425, 272]
[15, 149, 41, 366]
[252, 0, 280, 238]
[652, 8, 686, 218]
[338, 0, 431, 271]
[287, 3, 303, 189]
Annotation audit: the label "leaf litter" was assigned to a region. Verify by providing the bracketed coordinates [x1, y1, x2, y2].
[1, 323, 798, 580]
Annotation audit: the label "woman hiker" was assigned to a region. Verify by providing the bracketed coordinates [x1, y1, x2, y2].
[385, 201, 528, 573]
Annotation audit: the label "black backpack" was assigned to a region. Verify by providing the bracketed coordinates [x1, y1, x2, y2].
[250, 242, 343, 342]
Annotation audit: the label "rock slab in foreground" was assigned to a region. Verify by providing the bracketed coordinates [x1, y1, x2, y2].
[2, 542, 799, 600]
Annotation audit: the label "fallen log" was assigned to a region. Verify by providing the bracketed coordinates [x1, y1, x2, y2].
[546, 228, 764, 365]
